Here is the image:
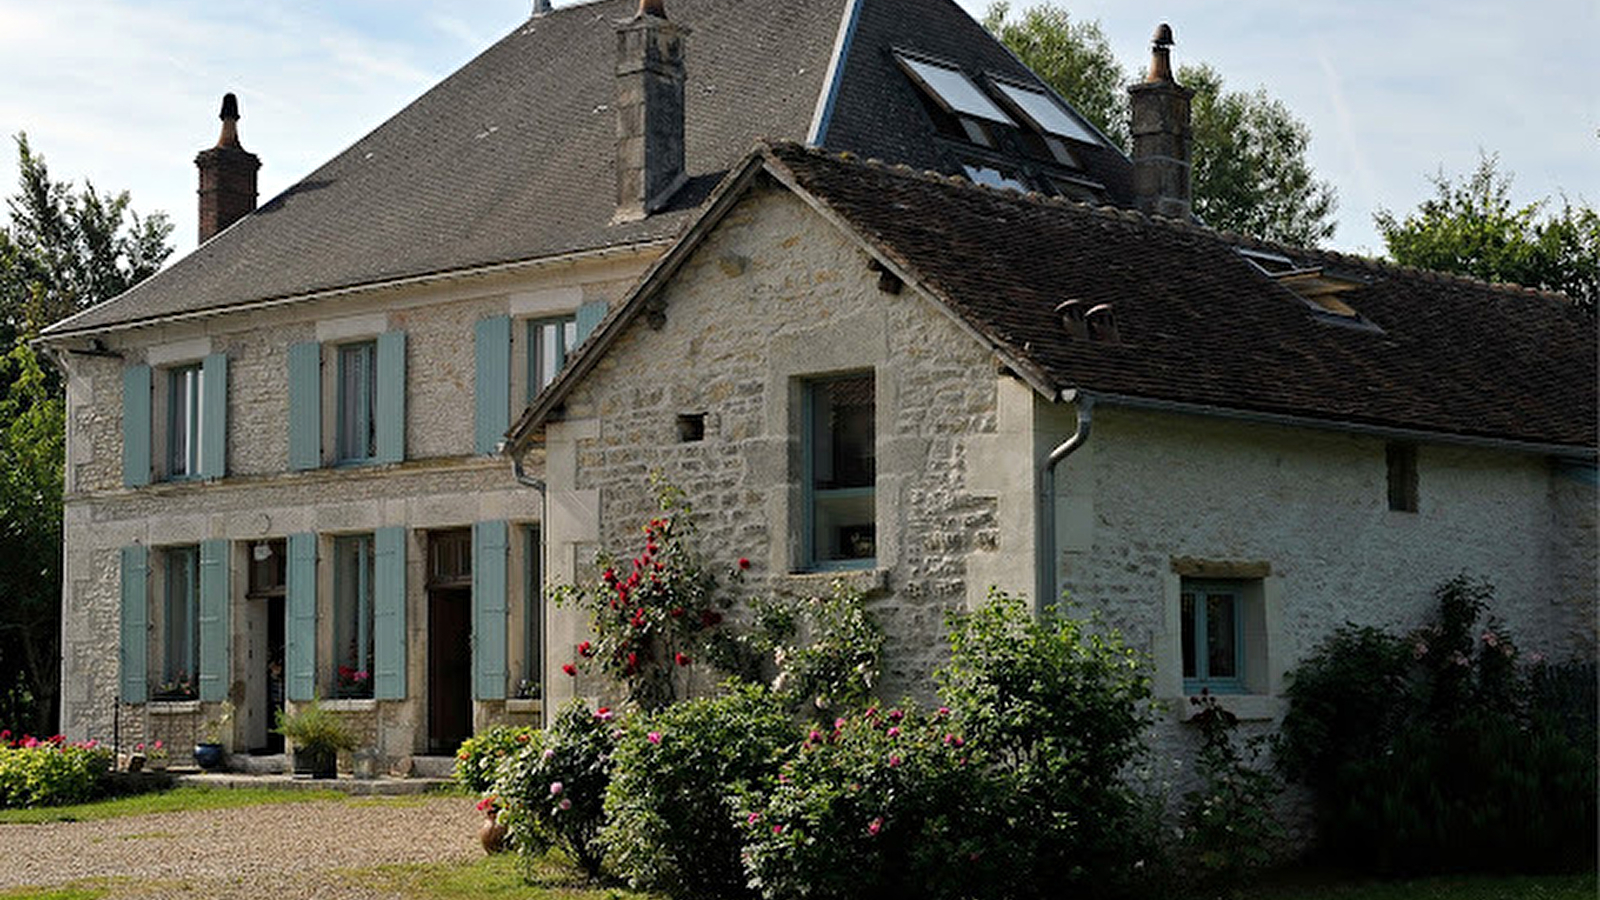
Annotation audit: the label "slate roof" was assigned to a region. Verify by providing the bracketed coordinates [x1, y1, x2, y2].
[514, 143, 1597, 451]
[46, 0, 1128, 337]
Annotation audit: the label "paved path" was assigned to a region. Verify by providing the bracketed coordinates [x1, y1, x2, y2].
[0, 794, 481, 898]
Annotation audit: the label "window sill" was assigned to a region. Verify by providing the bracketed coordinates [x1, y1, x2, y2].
[505, 698, 543, 714]
[148, 700, 202, 715]
[320, 698, 378, 713]
[1173, 694, 1284, 723]
[772, 566, 890, 597]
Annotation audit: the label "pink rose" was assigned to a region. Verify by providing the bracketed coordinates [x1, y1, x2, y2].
[550, 781, 564, 796]
[647, 732, 662, 745]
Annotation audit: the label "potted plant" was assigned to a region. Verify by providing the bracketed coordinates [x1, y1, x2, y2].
[275, 699, 357, 779]
[134, 739, 170, 772]
[194, 701, 233, 770]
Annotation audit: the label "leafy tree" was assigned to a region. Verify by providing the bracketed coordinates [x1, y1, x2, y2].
[0, 134, 172, 734]
[1, 132, 172, 335]
[1181, 63, 1338, 247]
[984, 3, 1338, 246]
[1375, 154, 1598, 310]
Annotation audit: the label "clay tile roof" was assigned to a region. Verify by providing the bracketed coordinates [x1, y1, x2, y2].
[763, 143, 1597, 449]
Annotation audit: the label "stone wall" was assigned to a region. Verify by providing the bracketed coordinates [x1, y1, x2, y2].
[543, 183, 1036, 704]
[54, 253, 652, 759]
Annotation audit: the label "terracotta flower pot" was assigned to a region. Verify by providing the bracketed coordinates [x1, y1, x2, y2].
[480, 809, 508, 854]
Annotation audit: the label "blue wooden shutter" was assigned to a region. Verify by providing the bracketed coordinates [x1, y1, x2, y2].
[373, 526, 407, 700]
[288, 342, 321, 471]
[474, 316, 511, 455]
[197, 538, 230, 702]
[122, 365, 152, 487]
[472, 520, 509, 700]
[574, 300, 607, 346]
[374, 330, 406, 464]
[119, 545, 149, 703]
[200, 353, 228, 479]
[286, 532, 317, 701]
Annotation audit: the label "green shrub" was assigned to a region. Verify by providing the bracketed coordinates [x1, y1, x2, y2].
[738, 702, 994, 900]
[604, 683, 796, 898]
[751, 584, 885, 721]
[493, 700, 618, 880]
[0, 735, 113, 808]
[1278, 576, 1597, 874]
[454, 725, 537, 794]
[935, 591, 1155, 899]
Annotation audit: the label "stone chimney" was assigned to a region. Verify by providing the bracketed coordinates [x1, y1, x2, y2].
[195, 93, 261, 243]
[1127, 24, 1194, 220]
[614, 0, 688, 222]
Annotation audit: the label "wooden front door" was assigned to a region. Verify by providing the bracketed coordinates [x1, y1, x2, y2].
[428, 586, 472, 754]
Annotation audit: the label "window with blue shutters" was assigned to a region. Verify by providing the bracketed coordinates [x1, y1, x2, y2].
[527, 315, 577, 400]
[288, 343, 321, 470]
[286, 532, 318, 701]
[336, 342, 377, 464]
[373, 527, 407, 700]
[476, 316, 511, 454]
[122, 365, 152, 488]
[472, 521, 509, 701]
[332, 534, 376, 698]
[197, 539, 230, 702]
[120, 545, 150, 703]
[167, 365, 203, 480]
[159, 546, 200, 699]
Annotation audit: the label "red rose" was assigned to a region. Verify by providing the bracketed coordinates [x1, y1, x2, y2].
[562, 663, 577, 677]
[738, 557, 751, 570]
[674, 652, 691, 667]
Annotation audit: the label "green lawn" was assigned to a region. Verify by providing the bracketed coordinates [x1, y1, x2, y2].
[340, 852, 657, 900]
[0, 786, 345, 824]
[0, 887, 107, 900]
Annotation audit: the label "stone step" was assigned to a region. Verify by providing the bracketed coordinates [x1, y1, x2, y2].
[406, 755, 459, 780]
[170, 771, 455, 796]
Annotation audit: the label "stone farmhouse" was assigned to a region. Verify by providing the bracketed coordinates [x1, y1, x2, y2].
[40, 0, 1596, 770]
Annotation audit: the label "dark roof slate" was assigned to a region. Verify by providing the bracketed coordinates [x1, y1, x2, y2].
[764, 144, 1595, 449]
[49, 0, 1130, 336]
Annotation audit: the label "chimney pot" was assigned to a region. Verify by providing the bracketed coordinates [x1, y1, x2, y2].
[638, 0, 666, 18]
[196, 92, 261, 243]
[532, 0, 552, 13]
[1145, 23, 1176, 84]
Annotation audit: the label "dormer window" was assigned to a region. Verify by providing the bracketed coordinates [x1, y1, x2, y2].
[896, 53, 1017, 148]
[963, 162, 1029, 193]
[1238, 248, 1378, 328]
[992, 80, 1101, 150]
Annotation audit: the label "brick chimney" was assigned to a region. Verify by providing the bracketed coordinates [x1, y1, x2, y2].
[195, 93, 261, 244]
[1127, 24, 1194, 220]
[614, 0, 688, 222]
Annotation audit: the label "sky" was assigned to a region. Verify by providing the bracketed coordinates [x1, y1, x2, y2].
[0, 0, 1594, 260]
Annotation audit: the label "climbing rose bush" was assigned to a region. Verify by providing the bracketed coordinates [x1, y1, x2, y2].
[453, 724, 536, 794]
[553, 477, 741, 712]
[492, 701, 619, 880]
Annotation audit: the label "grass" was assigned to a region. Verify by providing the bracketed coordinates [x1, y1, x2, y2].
[1245, 871, 1598, 900]
[0, 786, 346, 824]
[0, 886, 107, 900]
[341, 852, 656, 900]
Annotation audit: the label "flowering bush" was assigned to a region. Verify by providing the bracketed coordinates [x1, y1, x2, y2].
[604, 682, 795, 899]
[334, 665, 372, 699]
[1278, 576, 1597, 874]
[493, 700, 619, 880]
[0, 733, 113, 808]
[1179, 694, 1283, 890]
[454, 724, 537, 794]
[553, 477, 740, 712]
[737, 701, 997, 900]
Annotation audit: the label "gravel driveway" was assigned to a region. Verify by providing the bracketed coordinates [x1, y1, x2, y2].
[0, 794, 481, 899]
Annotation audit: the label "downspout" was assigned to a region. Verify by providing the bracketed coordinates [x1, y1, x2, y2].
[504, 443, 549, 728]
[1037, 392, 1093, 614]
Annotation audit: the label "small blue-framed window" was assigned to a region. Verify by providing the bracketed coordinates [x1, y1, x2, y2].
[1181, 580, 1245, 694]
[167, 364, 203, 480]
[528, 316, 578, 401]
[803, 373, 876, 571]
[336, 342, 377, 464]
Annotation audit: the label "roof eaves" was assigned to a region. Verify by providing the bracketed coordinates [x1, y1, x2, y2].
[758, 145, 1063, 401]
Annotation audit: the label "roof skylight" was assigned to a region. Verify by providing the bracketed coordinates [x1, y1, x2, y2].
[963, 163, 1029, 193]
[1238, 248, 1374, 324]
[898, 56, 1017, 125]
[994, 82, 1100, 145]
